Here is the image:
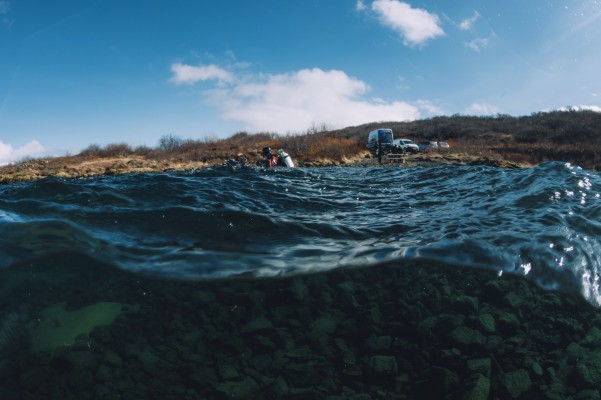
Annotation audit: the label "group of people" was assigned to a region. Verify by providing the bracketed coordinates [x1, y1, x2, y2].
[224, 147, 294, 169]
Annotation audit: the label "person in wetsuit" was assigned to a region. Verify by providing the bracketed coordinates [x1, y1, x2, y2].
[259, 147, 287, 168]
[224, 153, 247, 169]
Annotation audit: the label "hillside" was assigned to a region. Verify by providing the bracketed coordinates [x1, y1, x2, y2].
[325, 110, 601, 169]
[1, 110, 600, 183]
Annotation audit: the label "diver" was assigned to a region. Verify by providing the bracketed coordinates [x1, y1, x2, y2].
[224, 153, 247, 170]
[259, 147, 288, 168]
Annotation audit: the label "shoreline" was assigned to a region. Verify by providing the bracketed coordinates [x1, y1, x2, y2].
[0, 151, 534, 184]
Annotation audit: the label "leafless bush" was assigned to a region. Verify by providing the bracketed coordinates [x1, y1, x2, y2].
[79, 144, 103, 157]
[158, 134, 184, 151]
[104, 143, 133, 157]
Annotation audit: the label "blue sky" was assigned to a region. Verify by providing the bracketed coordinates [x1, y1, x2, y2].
[1, 0, 601, 164]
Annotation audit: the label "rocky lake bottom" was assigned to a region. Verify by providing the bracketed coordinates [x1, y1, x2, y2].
[2, 257, 601, 400]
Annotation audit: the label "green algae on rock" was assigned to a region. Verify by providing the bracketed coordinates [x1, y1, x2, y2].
[26, 301, 135, 351]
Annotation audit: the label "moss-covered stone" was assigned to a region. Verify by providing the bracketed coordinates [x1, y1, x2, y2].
[576, 350, 601, 385]
[574, 389, 601, 400]
[463, 373, 490, 400]
[477, 313, 496, 333]
[366, 335, 392, 352]
[467, 358, 492, 378]
[583, 327, 601, 347]
[215, 377, 260, 400]
[449, 326, 486, 348]
[501, 369, 531, 398]
[369, 355, 398, 376]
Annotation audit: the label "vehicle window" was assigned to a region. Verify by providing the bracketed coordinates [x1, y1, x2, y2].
[378, 131, 393, 143]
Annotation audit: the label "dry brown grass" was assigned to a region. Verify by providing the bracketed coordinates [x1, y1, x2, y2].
[3, 111, 601, 183]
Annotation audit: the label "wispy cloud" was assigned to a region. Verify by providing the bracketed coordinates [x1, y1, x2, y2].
[465, 37, 489, 52]
[464, 103, 499, 116]
[169, 63, 234, 85]
[0, 0, 12, 28]
[0, 0, 9, 14]
[371, 0, 444, 47]
[356, 0, 367, 12]
[0, 140, 46, 165]
[170, 64, 420, 133]
[415, 100, 445, 115]
[459, 11, 480, 31]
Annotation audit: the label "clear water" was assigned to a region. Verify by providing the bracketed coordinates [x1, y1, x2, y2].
[3, 162, 601, 399]
[1, 161, 600, 306]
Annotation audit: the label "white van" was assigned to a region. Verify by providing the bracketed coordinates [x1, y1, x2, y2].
[392, 138, 419, 154]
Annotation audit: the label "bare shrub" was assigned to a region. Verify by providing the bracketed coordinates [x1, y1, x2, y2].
[158, 134, 183, 151]
[133, 145, 154, 157]
[79, 144, 102, 157]
[103, 143, 133, 157]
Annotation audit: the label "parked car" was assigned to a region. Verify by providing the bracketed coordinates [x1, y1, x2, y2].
[418, 141, 439, 152]
[392, 138, 419, 154]
[367, 128, 394, 162]
[437, 141, 450, 150]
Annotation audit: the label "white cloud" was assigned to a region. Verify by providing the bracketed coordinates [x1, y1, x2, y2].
[557, 105, 601, 112]
[0, 140, 46, 165]
[172, 65, 421, 133]
[169, 63, 234, 85]
[371, 0, 444, 46]
[459, 11, 480, 31]
[465, 38, 489, 52]
[464, 103, 499, 115]
[356, 0, 367, 12]
[415, 100, 445, 115]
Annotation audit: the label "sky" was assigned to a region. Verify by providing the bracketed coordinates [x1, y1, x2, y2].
[1, 0, 601, 164]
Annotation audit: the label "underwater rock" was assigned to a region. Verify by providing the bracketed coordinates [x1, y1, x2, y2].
[430, 366, 460, 390]
[65, 349, 98, 369]
[467, 358, 492, 378]
[583, 327, 601, 348]
[448, 326, 486, 348]
[268, 376, 290, 399]
[90, 325, 112, 344]
[218, 363, 241, 381]
[434, 314, 465, 335]
[368, 355, 398, 376]
[500, 369, 532, 398]
[95, 364, 113, 382]
[496, 312, 520, 335]
[102, 350, 123, 366]
[476, 313, 496, 334]
[503, 292, 527, 308]
[215, 377, 260, 400]
[68, 366, 94, 392]
[463, 373, 491, 400]
[453, 294, 479, 313]
[574, 389, 601, 400]
[19, 367, 50, 391]
[241, 316, 274, 334]
[576, 350, 601, 385]
[366, 335, 392, 352]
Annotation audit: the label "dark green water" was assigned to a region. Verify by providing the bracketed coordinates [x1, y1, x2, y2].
[1, 163, 601, 399]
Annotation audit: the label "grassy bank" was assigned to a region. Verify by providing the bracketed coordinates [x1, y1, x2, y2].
[1, 110, 600, 183]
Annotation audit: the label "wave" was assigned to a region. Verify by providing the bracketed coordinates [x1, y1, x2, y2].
[1, 162, 601, 305]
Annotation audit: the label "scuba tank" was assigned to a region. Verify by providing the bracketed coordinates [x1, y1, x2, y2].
[277, 149, 295, 168]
